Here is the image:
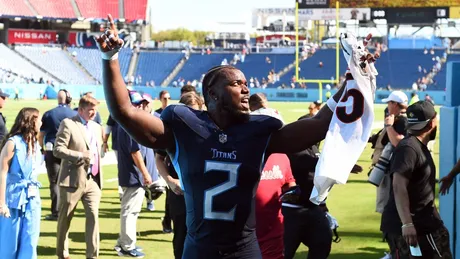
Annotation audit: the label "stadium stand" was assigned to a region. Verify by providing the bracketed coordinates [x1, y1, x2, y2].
[277, 49, 347, 88]
[135, 52, 184, 85]
[124, 0, 148, 20]
[67, 47, 132, 83]
[432, 54, 460, 91]
[15, 45, 95, 85]
[0, 44, 58, 83]
[373, 49, 444, 89]
[0, 0, 35, 17]
[174, 53, 234, 83]
[234, 54, 294, 83]
[75, 0, 120, 19]
[29, 0, 76, 18]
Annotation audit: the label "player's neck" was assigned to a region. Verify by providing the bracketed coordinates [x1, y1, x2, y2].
[208, 111, 232, 130]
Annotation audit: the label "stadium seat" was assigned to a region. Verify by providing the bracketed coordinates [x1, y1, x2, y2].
[124, 0, 148, 20]
[174, 53, 233, 83]
[0, 0, 35, 17]
[67, 47, 132, 83]
[15, 46, 95, 85]
[0, 44, 58, 83]
[234, 54, 294, 83]
[29, 0, 76, 18]
[432, 54, 460, 91]
[76, 0, 120, 19]
[135, 52, 184, 85]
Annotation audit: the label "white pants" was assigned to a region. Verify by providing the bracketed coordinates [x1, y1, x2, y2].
[117, 186, 145, 251]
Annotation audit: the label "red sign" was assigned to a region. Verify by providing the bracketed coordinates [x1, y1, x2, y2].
[8, 29, 57, 44]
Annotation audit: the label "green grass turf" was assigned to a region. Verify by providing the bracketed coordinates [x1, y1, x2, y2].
[2, 99, 441, 258]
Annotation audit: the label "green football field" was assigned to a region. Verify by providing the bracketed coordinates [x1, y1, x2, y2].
[2, 99, 441, 259]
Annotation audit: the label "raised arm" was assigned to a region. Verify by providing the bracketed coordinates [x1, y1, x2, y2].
[267, 81, 346, 154]
[98, 14, 173, 150]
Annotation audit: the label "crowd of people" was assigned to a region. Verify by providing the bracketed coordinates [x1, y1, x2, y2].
[0, 17, 458, 259]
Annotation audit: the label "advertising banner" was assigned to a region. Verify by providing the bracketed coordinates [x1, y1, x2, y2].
[8, 29, 57, 44]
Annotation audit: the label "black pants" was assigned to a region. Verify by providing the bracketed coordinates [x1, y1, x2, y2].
[182, 233, 261, 259]
[172, 213, 187, 259]
[282, 206, 332, 259]
[45, 151, 60, 216]
[164, 190, 171, 224]
[386, 225, 452, 259]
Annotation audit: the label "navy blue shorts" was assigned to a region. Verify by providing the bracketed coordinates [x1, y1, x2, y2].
[181, 233, 262, 259]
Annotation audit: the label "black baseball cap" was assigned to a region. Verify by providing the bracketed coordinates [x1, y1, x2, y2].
[0, 89, 9, 98]
[406, 101, 436, 131]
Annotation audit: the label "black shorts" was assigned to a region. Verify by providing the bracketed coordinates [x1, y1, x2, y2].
[181, 233, 262, 259]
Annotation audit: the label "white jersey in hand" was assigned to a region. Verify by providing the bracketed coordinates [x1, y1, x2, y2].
[310, 32, 376, 204]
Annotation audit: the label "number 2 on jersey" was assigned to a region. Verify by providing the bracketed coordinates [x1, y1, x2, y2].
[336, 88, 365, 123]
[204, 161, 241, 221]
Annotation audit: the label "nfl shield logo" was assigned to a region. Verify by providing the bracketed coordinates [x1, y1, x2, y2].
[219, 133, 227, 144]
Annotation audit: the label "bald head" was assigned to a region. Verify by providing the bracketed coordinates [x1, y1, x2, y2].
[57, 90, 67, 105]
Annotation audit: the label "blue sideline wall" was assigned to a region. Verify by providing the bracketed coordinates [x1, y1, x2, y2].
[440, 61, 460, 257]
[0, 84, 447, 105]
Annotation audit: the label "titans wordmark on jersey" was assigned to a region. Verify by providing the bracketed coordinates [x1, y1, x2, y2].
[161, 105, 283, 251]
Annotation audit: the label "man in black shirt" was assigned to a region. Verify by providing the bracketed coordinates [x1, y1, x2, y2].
[0, 89, 9, 144]
[39, 89, 77, 220]
[381, 101, 452, 259]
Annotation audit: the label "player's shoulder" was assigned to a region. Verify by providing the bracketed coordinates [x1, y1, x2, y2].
[249, 113, 284, 131]
[161, 104, 203, 122]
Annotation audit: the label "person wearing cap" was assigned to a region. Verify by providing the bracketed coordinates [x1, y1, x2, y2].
[381, 101, 452, 259]
[370, 91, 409, 213]
[114, 91, 154, 258]
[0, 89, 9, 144]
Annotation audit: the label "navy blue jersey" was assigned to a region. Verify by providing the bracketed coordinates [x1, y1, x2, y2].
[161, 105, 283, 252]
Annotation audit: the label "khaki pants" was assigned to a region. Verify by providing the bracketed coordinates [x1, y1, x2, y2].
[56, 177, 102, 259]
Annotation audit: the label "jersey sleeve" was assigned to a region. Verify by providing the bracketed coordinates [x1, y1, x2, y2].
[106, 115, 116, 127]
[160, 105, 177, 126]
[390, 144, 417, 180]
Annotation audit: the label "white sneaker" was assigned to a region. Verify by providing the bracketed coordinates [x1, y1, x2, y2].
[146, 201, 155, 211]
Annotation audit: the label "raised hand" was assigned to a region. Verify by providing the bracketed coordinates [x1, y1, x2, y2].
[95, 14, 124, 57]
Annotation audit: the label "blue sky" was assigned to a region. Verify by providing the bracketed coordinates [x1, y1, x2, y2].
[150, 0, 292, 31]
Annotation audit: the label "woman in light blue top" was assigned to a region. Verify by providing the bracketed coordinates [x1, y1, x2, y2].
[0, 107, 43, 259]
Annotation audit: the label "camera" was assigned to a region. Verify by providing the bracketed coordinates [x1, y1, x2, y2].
[368, 143, 393, 186]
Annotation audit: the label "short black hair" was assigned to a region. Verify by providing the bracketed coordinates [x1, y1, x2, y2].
[159, 90, 169, 99]
[181, 85, 197, 95]
[202, 65, 239, 105]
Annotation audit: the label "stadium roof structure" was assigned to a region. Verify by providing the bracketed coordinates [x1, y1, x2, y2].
[0, 0, 148, 23]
